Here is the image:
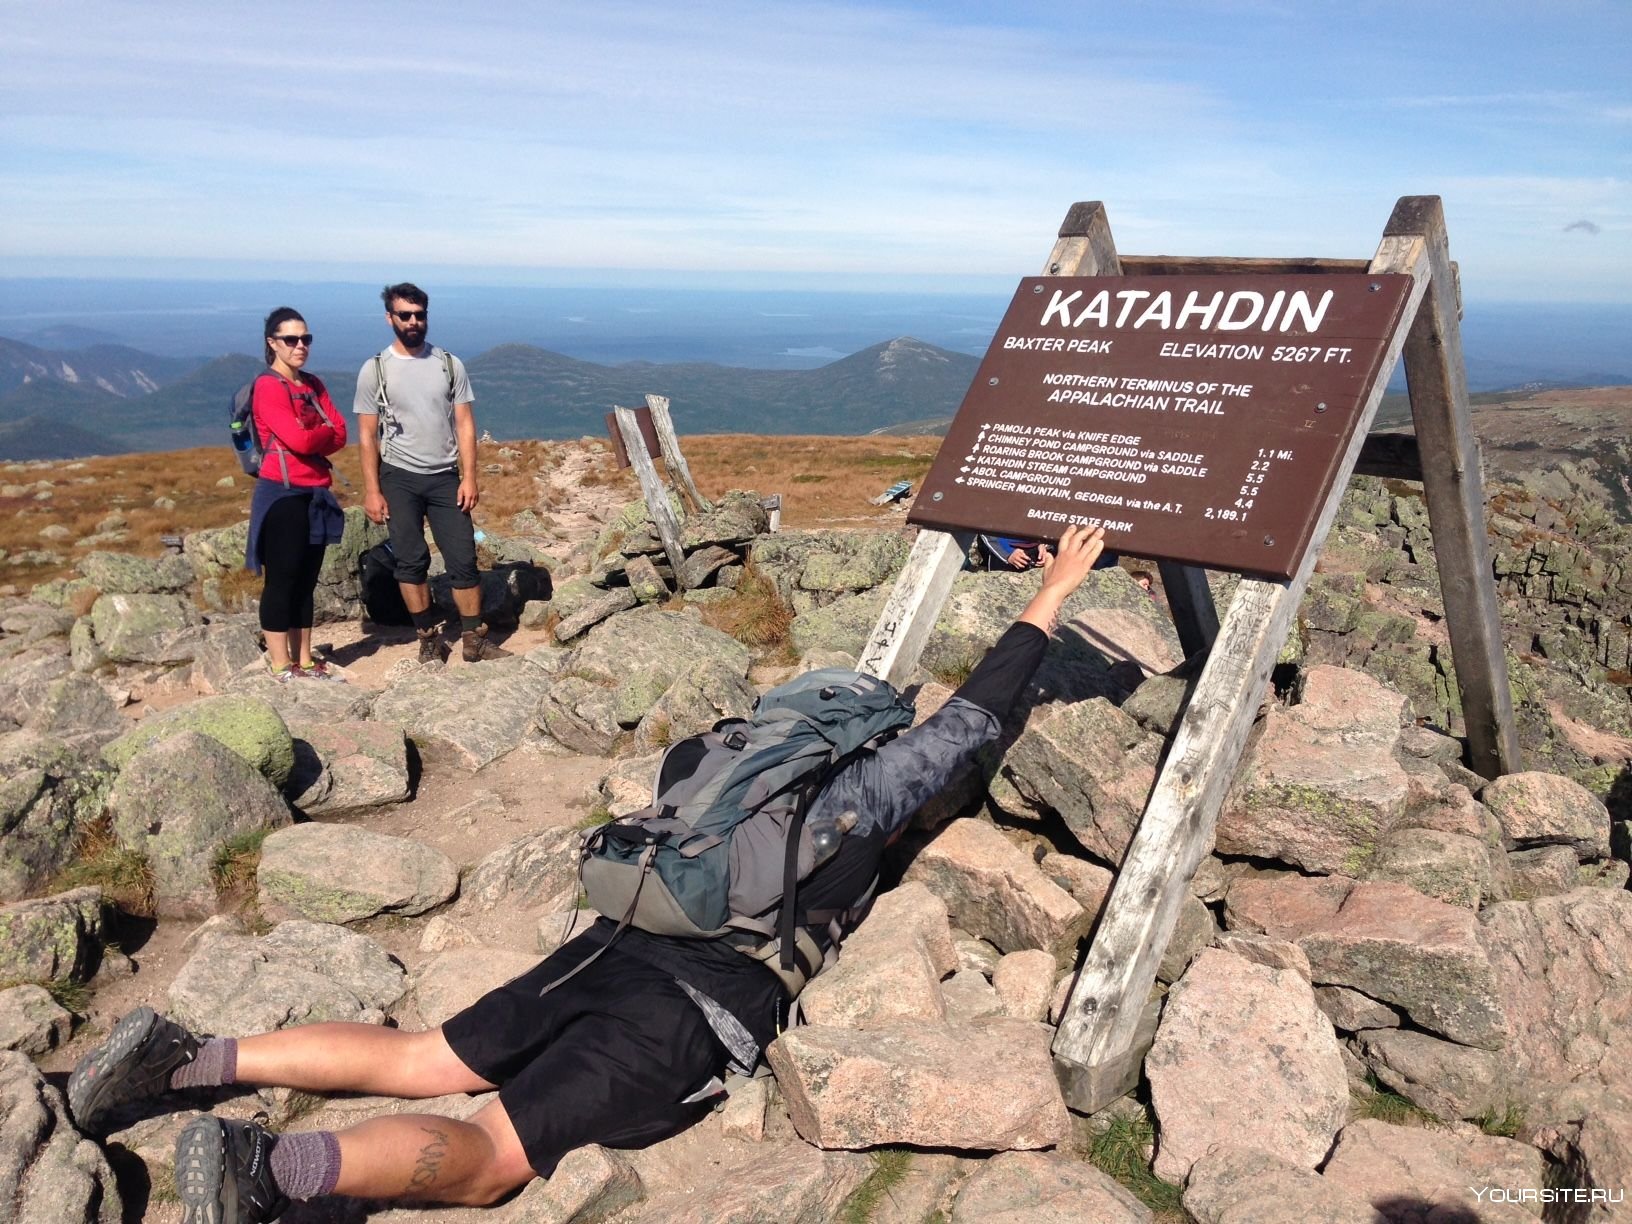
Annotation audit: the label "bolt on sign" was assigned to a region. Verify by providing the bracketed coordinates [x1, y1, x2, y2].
[909, 274, 1413, 579]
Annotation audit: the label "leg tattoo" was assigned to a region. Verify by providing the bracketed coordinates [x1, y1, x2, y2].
[405, 1124, 451, 1196]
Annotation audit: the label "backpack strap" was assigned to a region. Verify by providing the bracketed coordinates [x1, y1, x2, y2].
[440, 349, 456, 402]
[250, 372, 296, 489]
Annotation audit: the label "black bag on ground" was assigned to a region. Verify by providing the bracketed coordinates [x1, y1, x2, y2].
[360, 541, 413, 626]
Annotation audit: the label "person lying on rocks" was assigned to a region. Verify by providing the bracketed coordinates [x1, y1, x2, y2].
[64, 525, 1106, 1223]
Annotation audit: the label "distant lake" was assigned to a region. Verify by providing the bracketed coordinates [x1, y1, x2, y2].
[1, 277, 1627, 391]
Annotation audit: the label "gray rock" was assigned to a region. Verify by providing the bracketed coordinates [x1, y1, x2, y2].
[993, 948, 1056, 1022]
[67, 619, 109, 674]
[903, 818, 1088, 958]
[88, 592, 201, 665]
[1362, 826, 1493, 910]
[499, 1143, 644, 1223]
[370, 656, 552, 770]
[397, 947, 542, 1029]
[167, 920, 406, 1034]
[188, 618, 263, 694]
[538, 675, 619, 755]
[1321, 1118, 1544, 1224]
[1313, 985, 1401, 1032]
[257, 824, 458, 924]
[624, 554, 668, 604]
[0, 985, 72, 1055]
[1507, 844, 1580, 898]
[20, 675, 125, 751]
[770, 1019, 1070, 1151]
[1158, 893, 1218, 985]
[1183, 1146, 1375, 1224]
[678, 544, 740, 590]
[109, 731, 292, 916]
[631, 1142, 867, 1224]
[102, 693, 295, 787]
[224, 664, 377, 722]
[941, 969, 1003, 1021]
[431, 561, 550, 629]
[1002, 697, 1160, 864]
[1226, 873, 1507, 1049]
[1482, 770, 1611, 859]
[951, 1150, 1152, 1223]
[0, 751, 114, 902]
[1217, 665, 1412, 875]
[1356, 1028, 1511, 1121]
[0, 1049, 123, 1222]
[0, 888, 104, 984]
[635, 657, 755, 751]
[285, 720, 410, 816]
[79, 551, 194, 594]
[569, 607, 751, 687]
[552, 587, 638, 641]
[459, 826, 583, 915]
[1147, 948, 1348, 1182]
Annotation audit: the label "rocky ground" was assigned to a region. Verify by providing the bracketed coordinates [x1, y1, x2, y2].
[1, 439, 1630, 1223]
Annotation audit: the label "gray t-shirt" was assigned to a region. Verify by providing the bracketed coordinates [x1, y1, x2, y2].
[353, 345, 474, 474]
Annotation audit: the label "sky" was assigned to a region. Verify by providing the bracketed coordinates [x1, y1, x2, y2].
[1, 1, 1628, 302]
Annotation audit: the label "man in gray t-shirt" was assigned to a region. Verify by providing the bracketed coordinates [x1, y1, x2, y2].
[354, 282, 509, 664]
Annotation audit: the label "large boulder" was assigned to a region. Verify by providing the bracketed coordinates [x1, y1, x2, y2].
[1479, 887, 1632, 1099]
[903, 818, 1088, 958]
[1183, 1146, 1376, 1224]
[102, 694, 296, 788]
[284, 720, 411, 816]
[634, 657, 755, 751]
[1480, 771, 1611, 859]
[0, 1050, 123, 1222]
[1217, 666, 1412, 875]
[257, 824, 459, 924]
[79, 550, 193, 594]
[1225, 872, 1506, 1049]
[0, 888, 104, 983]
[950, 1150, 1152, 1223]
[1147, 948, 1348, 1183]
[630, 1142, 867, 1224]
[1001, 697, 1160, 864]
[109, 731, 292, 916]
[20, 675, 126, 751]
[568, 607, 751, 689]
[370, 656, 552, 770]
[167, 920, 406, 1034]
[396, 947, 542, 1029]
[769, 1019, 1070, 1151]
[1354, 1028, 1510, 1121]
[87, 593, 201, 665]
[457, 826, 582, 915]
[1320, 1118, 1544, 1224]
[0, 745, 114, 902]
[797, 882, 957, 1030]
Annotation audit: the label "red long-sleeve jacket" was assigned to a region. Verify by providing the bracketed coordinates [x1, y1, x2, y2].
[251, 373, 347, 487]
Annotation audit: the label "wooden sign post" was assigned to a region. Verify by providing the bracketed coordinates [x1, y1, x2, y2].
[859, 196, 1520, 1113]
[613, 405, 689, 588]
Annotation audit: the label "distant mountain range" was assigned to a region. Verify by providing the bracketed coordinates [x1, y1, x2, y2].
[0, 335, 980, 459]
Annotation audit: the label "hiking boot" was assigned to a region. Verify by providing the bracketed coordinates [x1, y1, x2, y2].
[175, 1115, 289, 1224]
[67, 1005, 201, 1135]
[416, 627, 449, 665]
[462, 624, 512, 662]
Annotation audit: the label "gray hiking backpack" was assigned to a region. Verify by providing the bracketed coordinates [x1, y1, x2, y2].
[565, 668, 916, 996]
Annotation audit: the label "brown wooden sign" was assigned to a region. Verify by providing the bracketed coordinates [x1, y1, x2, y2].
[605, 406, 662, 469]
[908, 274, 1412, 578]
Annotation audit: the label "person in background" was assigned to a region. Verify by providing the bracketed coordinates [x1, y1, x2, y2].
[245, 308, 348, 682]
[352, 283, 509, 665]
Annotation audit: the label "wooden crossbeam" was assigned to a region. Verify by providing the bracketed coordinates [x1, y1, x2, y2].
[1049, 230, 1434, 1113]
[644, 394, 713, 514]
[1384, 197, 1520, 779]
[613, 405, 689, 587]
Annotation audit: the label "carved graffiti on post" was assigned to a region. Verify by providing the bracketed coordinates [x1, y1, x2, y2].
[908, 274, 1412, 578]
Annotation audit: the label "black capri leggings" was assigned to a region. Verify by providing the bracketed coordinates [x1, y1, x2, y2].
[258, 493, 327, 633]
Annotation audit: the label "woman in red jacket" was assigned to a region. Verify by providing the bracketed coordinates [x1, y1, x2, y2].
[246, 308, 348, 681]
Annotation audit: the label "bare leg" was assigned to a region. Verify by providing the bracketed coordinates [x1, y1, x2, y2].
[328, 1100, 534, 1205]
[451, 585, 481, 619]
[264, 631, 294, 671]
[292, 627, 314, 669]
[399, 581, 433, 615]
[235, 1025, 491, 1099]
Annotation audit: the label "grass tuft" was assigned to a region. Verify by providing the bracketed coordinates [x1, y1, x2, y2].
[212, 828, 270, 902]
[575, 803, 615, 830]
[698, 565, 793, 650]
[929, 652, 980, 689]
[1085, 1109, 1186, 1217]
[0, 976, 92, 1013]
[1355, 1076, 1439, 1128]
[50, 818, 156, 916]
[1478, 1103, 1526, 1139]
[838, 1148, 914, 1224]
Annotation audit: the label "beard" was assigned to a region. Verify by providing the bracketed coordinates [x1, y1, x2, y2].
[392, 321, 427, 349]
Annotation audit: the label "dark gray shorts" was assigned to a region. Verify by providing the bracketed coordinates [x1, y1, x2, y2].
[378, 463, 478, 588]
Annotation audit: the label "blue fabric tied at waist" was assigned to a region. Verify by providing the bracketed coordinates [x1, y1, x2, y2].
[245, 479, 346, 575]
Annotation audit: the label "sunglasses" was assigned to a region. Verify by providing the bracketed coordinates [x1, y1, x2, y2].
[392, 310, 428, 322]
[274, 334, 314, 347]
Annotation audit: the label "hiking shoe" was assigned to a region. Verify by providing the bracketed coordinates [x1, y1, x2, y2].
[67, 1005, 201, 1135]
[267, 664, 294, 685]
[175, 1115, 289, 1224]
[416, 627, 449, 665]
[295, 660, 346, 683]
[462, 625, 512, 662]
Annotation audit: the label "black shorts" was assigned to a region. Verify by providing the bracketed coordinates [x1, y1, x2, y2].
[378, 463, 479, 588]
[440, 935, 729, 1177]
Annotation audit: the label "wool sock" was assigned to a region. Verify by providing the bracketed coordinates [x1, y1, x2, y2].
[168, 1037, 237, 1090]
[411, 607, 440, 633]
[460, 615, 481, 634]
[269, 1130, 342, 1201]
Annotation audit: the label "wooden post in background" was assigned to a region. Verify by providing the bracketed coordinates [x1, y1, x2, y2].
[1050, 228, 1434, 1113]
[1384, 196, 1520, 779]
[614, 405, 689, 587]
[644, 394, 713, 514]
